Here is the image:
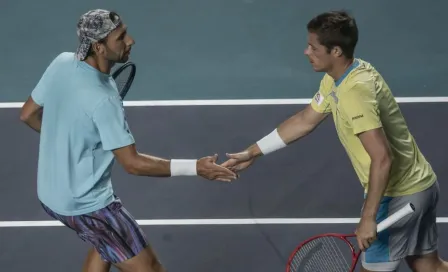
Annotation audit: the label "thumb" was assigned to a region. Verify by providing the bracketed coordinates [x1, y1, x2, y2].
[226, 152, 241, 159]
[220, 158, 236, 168]
[211, 153, 218, 162]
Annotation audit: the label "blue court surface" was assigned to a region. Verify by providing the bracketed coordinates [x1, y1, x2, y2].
[1, 1, 448, 271]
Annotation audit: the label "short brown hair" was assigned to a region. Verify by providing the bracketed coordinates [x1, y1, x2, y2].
[307, 10, 358, 58]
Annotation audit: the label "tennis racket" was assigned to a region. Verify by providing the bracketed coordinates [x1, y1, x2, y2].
[112, 62, 136, 99]
[286, 202, 416, 272]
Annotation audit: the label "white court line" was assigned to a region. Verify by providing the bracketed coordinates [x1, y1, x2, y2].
[0, 97, 447, 108]
[1, 217, 448, 227]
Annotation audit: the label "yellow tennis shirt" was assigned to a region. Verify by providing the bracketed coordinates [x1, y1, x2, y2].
[310, 59, 436, 197]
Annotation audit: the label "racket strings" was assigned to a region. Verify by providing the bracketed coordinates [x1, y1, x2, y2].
[289, 236, 352, 272]
[326, 237, 351, 269]
[114, 68, 131, 94]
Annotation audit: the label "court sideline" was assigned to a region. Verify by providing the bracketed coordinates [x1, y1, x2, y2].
[1, 99, 448, 271]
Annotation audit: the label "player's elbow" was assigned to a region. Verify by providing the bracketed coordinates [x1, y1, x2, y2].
[20, 111, 33, 123]
[372, 149, 392, 172]
[301, 106, 328, 133]
[19, 114, 28, 123]
[20, 97, 43, 123]
[122, 158, 142, 175]
[379, 155, 392, 172]
[19, 107, 30, 122]
[112, 145, 144, 175]
[20, 107, 42, 123]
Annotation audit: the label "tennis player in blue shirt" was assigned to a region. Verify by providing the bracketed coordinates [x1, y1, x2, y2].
[20, 9, 236, 272]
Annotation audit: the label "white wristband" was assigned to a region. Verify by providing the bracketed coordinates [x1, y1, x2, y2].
[170, 159, 197, 176]
[256, 129, 287, 155]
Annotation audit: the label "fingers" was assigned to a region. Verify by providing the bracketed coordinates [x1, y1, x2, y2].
[222, 152, 254, 172]
[362, 238, 374, 251]
[215, 177, 233, 182]
[225, 153, 239, 159]
[221, 161, 246, 172]
[211, 174, 236, 182]
[229, 163, 246, 172]
[225, 152, 250, 161]
[220, 159, 236, 169]
[213, 161, 236, 173]
[355, 217, 377, 252]
[356, 235, 367, 251]
[198, 152, 252, 182]
[210, 164, 238, 180]
[356, 233, 376, 251]
[356, 236, 364, 251]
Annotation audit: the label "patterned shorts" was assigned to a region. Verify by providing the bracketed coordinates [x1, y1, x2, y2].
[41, 197, 149, 263]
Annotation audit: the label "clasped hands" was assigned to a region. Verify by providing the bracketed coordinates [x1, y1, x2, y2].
[196, 149, 257, 182]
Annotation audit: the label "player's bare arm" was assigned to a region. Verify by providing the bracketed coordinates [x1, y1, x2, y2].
[221, 104, 329, 172]
[355, 127, 393, 251]
[277, 104, 329, 145]
[20, 96, 43, 133]
[113, 144, 237, 182]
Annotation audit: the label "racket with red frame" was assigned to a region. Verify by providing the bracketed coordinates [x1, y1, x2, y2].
[286, 202, 415, 272]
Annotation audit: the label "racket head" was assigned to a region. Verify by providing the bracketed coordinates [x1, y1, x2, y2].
[286, 233, 360, 272]
[112, 62, 136, 99]
[286, 203, 415, 272]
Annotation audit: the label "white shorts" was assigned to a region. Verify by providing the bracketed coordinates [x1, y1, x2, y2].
[361, 181, 439, 271]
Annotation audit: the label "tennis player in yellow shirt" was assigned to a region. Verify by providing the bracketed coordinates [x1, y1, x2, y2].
[222, 10, 448, 272]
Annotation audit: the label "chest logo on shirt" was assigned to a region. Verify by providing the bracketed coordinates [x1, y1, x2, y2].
[352, 114, 364, 120]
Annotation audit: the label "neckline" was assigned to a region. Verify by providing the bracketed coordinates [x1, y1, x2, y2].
[77, 58, 112, 79]
[334, 59, 359, 87]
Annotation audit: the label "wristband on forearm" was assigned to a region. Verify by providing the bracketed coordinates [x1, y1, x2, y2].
[256, 128, 287, 155]
[170, 159, 197, 176]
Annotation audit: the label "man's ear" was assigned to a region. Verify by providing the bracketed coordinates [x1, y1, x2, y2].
[331, 46, 343, 57]
[92, 42, 105, 55]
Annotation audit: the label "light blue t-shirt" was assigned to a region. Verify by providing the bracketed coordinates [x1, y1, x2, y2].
[31, 52, 135, 216]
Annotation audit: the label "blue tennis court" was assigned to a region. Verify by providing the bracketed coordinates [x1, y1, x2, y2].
[1, 1, 447, 271]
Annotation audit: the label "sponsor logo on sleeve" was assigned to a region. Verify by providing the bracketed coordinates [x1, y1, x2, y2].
[314, 92, 324, 106]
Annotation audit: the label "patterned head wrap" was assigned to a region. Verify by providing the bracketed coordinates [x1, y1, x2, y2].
[76, 9, 122, 60]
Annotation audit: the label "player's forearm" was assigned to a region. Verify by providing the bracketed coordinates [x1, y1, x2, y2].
[248, 109, 323, 158]
[362, 157, 392, 218]
[277, 110, 319, 144]
[113, 144, 201, 178]
[126, 153, 173, 177]
[125, 153, 200, 178]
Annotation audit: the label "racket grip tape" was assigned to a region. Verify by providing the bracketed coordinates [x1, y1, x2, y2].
[376, 202, 415, 233]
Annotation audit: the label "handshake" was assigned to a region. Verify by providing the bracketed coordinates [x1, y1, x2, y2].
[170, 129, 287, 182]
[194, 147, 260, 183]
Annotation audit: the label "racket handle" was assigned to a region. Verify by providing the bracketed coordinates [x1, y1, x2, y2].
[377, 202, 415, 233]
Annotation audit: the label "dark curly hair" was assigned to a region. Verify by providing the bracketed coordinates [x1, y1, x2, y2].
[307, 10, 358, 59]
